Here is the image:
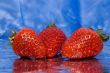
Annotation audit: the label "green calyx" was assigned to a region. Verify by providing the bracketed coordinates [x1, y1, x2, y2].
[47, 23, 56, 28]
[97, 29, 109, 42]
[9, 31, 16, 44]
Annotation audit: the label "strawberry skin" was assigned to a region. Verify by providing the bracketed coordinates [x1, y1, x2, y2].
[12, 28, 46, 58]
[39, 26, 66, 58]
[62, 28, 103, 59]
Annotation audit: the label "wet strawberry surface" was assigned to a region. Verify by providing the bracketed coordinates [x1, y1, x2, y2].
[0, 39, 110, 73]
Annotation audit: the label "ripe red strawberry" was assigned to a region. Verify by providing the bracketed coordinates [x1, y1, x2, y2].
[10, 28, 46, 58]
[61, 28, 109, 59]
[62, 58, 103, 73]
[39, 24, 66, 58]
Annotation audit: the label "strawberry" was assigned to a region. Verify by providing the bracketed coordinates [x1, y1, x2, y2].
[61, 28, 109, 59]
[9, 28, 46, 58]
[39, 24, 66, 58]
[62, 58, 103, 73]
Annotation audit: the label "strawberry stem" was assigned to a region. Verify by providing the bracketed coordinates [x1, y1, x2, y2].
[9, 31, 16, 44]
[96, 29, 109, 42]
[47, 23, 56, 28]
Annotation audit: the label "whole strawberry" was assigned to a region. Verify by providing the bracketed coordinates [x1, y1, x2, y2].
[10, 28, 46, 58]
[39, 23, 66, 58]
[61, 28, 109, 59]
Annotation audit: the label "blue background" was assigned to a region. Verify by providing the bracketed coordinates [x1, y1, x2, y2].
[0, 0, 110, 73]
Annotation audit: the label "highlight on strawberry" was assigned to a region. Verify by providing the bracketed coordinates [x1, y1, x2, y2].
[61, 28, 109, 59]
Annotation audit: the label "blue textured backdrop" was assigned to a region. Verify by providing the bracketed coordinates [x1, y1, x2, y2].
[0, 0, 110, 39]
[0, 0, 110, 73]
